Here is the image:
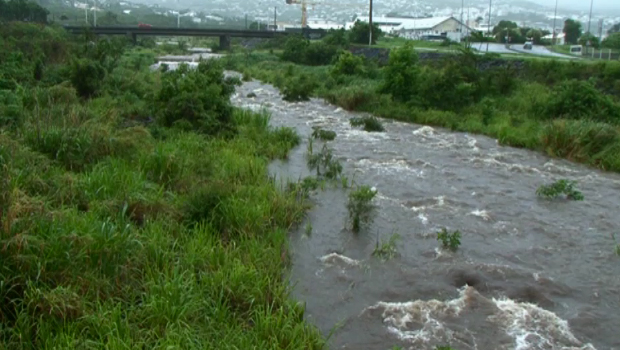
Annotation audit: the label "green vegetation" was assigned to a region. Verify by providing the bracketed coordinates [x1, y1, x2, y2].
[536, 179, 585, 200]
[306, 140, 343, 180]
[437, 228, 462, 251]
[224, 33, 620, 174]
[350, 116, 385, 132]
[0, 22, 325, 348]
[312, 127, 337, 141]
[372, 232, 400, 260]
[346, 185, 377, 233]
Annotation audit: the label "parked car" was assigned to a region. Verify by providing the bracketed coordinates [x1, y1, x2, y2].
[138, 22, 152, 28]
[523, 41, 533, 50]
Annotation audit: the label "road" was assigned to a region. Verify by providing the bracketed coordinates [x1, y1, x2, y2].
[508, 44, 577, 59]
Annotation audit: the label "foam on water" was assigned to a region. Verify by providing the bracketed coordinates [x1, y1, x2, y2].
[319, 253, 361, 267]
[365, 286, 596, 350]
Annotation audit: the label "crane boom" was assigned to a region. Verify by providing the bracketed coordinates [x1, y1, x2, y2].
[285, 0, 365, 28]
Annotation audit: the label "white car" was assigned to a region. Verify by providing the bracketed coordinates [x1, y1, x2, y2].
[523, 41, 533, 50]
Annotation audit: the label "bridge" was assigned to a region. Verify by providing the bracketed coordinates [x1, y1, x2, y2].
[63, 26, 327, 49]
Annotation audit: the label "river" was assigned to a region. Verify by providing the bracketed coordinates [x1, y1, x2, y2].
[230, 79, 620, 350]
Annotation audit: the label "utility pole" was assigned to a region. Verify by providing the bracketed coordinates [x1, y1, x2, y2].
[274, 7, 277, 31]
[552, 0, 558, 45]
[245, 14, 248, 29]
[94, 0, 97, 27]
[368, 0, 373, 46]
[587, 0, 594, 34]
[486, 0, 492, 52]
[460, 0, 464, 40]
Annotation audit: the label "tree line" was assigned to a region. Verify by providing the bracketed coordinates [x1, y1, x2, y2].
[0, 0, 49, 23]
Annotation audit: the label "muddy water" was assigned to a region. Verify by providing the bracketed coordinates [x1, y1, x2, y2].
[229, 78, 620, 350]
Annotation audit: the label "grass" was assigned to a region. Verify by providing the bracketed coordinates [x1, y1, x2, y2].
[536, 179, 584, 200]
[372, 232, 400, 260]
[311, 127, 337, 141]
[0, 24, 326, 348]
[350, 116, 385, 132]
[306, 140, 343, 180]
[346, 185, 377, 233]
[437, 228, 462, 251]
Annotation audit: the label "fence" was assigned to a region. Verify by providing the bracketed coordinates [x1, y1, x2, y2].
[582, 48, 620, 61]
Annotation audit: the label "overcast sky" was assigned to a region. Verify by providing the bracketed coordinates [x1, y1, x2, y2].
[534, 0, 617, 11]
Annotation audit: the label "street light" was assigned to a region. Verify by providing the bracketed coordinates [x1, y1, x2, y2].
[368, 0, 373, 46]
[552, 0, 558, 45]
[486, 0, 492, 52]
[587, 0, 594, 35]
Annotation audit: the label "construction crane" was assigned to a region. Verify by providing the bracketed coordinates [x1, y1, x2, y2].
[285, 0, 366, 28]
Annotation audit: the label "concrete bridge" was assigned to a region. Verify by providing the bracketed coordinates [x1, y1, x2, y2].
[62, 26, 327, 49]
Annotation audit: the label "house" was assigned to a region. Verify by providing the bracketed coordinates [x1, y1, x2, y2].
[345, 16, 474, 42]
[542, 32, 565, 45]
[306, 19, 345, 30]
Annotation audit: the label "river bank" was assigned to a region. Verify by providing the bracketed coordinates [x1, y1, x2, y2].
[0, 23, 324, 348]
[223, 49, 620, 175]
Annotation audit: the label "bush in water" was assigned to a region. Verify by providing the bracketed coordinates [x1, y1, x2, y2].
[306, 140, 343, 179]
[311, 127, 337, 141]
[350, 116, 385, 132]
[536, 179, 584, 200]
[347, 185, 377, 233]
[372, 232, 400, 260]
[437, 228, 461, 251]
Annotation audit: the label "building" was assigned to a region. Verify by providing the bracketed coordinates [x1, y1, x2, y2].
[346, 16, 474, 42]
[542, 32, 565, 45]
[306, 19, 345, 30]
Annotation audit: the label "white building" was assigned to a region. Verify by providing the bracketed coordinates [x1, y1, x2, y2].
[307, 19, 345, 30]
[542, 32, 566, 45]
[345, 16, 474, 42]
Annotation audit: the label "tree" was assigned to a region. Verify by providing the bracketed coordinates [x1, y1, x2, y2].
[348, 20, 383, 45]
[608, 23, 620, 34]
[602, 32, 620, 49]
[0, 0, 49, 23]
[578, 32, 600, 49]
[526, 29, 543, 44]
[475, 16, 484, 25]
[492, 20, 518, 35]
[563, 19, 582, 45]
[249, 21, 267, 30]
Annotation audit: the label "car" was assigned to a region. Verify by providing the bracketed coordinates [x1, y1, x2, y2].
[523, 41, 533, 50]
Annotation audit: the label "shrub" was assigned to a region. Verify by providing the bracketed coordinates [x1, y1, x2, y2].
[311, 127, 336, 141]
[349, 20, 383, 45]
[303, 42, 339, 66]
[323, 28, 349, 47]
[281, 36, 309, 64]
[543, 79, 620, 123]
[347, 185, 377, 232]
[350, 116, 385, 132]
[0, 90, 23, 129]
[282, 74, 317, 102]
[331, 51, 365, 77]
[306, 142, 342, 179]
[372, 232, 400, 260]
[437, 228, 461, 251]
[536, 179, 584, 200]
[69, 58, 106, 98]
[380, 43, 420, 102]
[156, 61, 239, 136]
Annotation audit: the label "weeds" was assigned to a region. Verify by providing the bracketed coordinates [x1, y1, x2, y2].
[350, 116, 385, 132]
[536, 179, 584, 200]
[311, 127, 337, 141]
[346, 185, 377, 233]
[306, 142, 343, 180]
[372, 232, 400, 260]
[437, 228, 461, 251]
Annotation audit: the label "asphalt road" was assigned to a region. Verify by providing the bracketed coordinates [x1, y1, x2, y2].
[508, 44, 577, 59]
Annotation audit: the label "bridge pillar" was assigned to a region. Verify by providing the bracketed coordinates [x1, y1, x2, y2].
[126, 32, 137, 44]
[219, 35, 231, 51]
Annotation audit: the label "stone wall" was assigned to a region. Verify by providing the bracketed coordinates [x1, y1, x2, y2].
[348, 46, 527, 72]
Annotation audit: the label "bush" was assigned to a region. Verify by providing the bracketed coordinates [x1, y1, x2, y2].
[543, 79, 620, 123]
[281, 36, 338, 66]
[282, 74, 317, 102]
[349, 20, 383, 45]
[281, 36, 309, 64]
[536, 179, 584, 200]
[380, 43, 420, 102]
[69, 58, 106, 98]
[347, 185, 377, 233]
[156, 61, 239, 136]
[350, 116, 385, 132]
[331, 51, 365, 77]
